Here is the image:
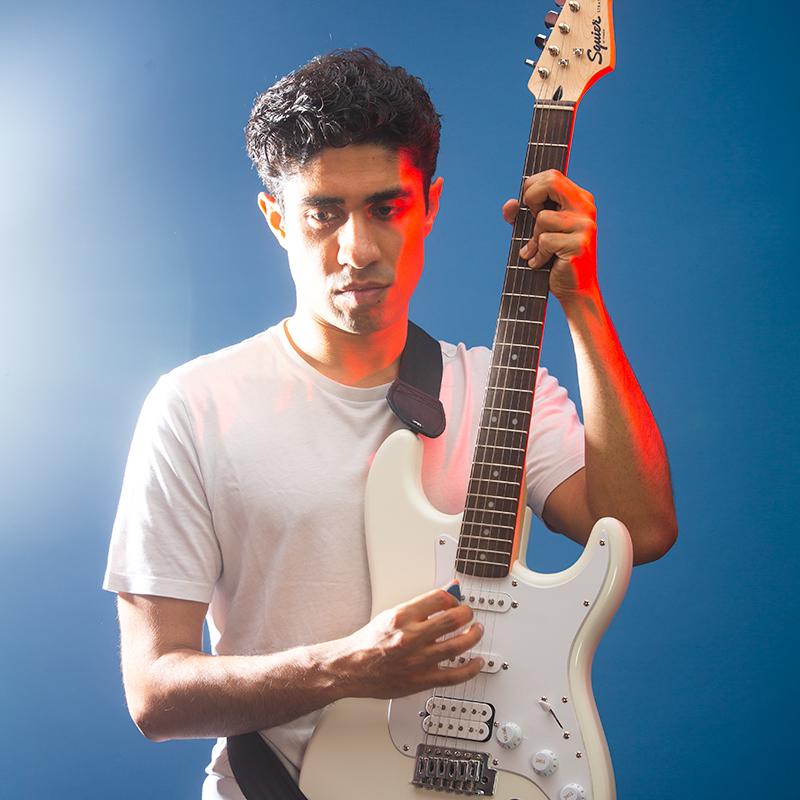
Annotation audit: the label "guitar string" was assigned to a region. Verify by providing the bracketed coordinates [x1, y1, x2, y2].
[420, 98, 571, 778]
[440, 98, 552, 767]
[435, 98, 551, 767]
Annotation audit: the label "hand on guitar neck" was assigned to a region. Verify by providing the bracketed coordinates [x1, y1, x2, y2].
[504, 168, 599, 306]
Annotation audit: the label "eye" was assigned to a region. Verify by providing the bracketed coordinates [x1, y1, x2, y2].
[305, 208, 340, 226]
[372, 202, 403, 221]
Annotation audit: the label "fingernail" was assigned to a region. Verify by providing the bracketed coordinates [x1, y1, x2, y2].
[519, 244, 529, 259]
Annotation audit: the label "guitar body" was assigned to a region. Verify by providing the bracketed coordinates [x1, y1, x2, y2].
[300, 430, 632, 800]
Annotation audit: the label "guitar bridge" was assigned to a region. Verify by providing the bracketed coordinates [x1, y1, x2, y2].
[412, 743, 497, 795]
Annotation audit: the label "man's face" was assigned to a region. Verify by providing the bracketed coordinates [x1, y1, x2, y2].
[260, 143, 442, 335]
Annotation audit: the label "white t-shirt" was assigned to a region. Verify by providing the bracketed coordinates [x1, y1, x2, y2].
[103, 320, 585, 798]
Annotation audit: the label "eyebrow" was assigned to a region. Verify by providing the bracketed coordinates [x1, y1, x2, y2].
[299, 187, 413, 207]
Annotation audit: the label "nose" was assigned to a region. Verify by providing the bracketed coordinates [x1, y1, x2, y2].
[337, 212, 381, 270]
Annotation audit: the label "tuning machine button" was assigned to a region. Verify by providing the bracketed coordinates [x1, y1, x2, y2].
[534, 33, 548, 50]
[544, 10, 559, 28]
[560, 784, 586, 800]
[531, 749, 559, 776]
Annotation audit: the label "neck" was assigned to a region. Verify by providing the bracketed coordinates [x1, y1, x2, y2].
[284, 312, 407, 388]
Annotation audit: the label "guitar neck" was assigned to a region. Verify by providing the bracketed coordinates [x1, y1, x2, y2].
[456, 100, 577, 579]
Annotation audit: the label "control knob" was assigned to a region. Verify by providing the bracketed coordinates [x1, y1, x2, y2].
[531, 749, 559, 776]
[495, 721, 523, 749]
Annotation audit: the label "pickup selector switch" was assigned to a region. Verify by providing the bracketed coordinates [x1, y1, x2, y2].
[531, 749, 559, 776]
[495, 721, 523, 749]
[559, 784, 586, 800]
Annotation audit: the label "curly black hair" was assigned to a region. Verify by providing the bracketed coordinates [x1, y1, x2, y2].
[245, 48, 441, 209]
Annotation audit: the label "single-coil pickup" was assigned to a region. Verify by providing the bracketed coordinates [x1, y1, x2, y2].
[423, 697, 495, 743]
[463, 589, 512, 613]
[440, 651, 502, 673]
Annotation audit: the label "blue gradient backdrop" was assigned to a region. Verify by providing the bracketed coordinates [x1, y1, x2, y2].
[2, 0, 797, 797]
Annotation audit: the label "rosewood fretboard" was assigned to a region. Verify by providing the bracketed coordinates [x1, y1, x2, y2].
[455, 100, 577, 579]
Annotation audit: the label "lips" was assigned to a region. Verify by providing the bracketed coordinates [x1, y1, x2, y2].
[334, 282, 390, 306]
[336, 283, 389, 293]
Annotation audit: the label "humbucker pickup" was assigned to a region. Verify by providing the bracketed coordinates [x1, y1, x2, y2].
[422, 697, 495, 743]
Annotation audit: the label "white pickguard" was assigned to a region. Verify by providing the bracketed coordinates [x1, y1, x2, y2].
[300, 430, 632, 800]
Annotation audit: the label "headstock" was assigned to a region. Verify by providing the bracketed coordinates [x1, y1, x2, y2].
[526, 0, 615, 104]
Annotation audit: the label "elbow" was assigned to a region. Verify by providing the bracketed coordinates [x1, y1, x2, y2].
[127, 687, 178, 743]
[631, 513, 678, 565]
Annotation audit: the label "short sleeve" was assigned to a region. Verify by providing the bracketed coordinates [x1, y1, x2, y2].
[102, 375, 222, 603]
[525, 367, 585, 517]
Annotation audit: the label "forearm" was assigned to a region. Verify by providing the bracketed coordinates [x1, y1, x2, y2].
[563, 288, 677, 563]
[134, 638, 352, 742]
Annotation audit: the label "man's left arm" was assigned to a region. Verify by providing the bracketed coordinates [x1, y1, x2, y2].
[505, 169, 677, 565]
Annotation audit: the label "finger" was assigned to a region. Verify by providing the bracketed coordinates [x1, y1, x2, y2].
[502, 198, 519, 225]
[428, 621, 484, 662]
[397, 583, 461, 623]
[416, 603, 474, 644]
[522, 170, 595, 216]
[519, 210, 580, 259]
[434, 655, 485, 688]
[528, 231, 580, 269]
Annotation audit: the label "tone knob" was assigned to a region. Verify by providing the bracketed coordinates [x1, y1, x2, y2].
[560, 784, 586, 800]
[531, 749, 559, 776]
[495, 721, 523, 749]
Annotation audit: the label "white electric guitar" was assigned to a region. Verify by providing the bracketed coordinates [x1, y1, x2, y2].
[300, 2, 632, 798]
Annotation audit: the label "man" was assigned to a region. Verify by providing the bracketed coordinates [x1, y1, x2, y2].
[103, 48, 676, 798]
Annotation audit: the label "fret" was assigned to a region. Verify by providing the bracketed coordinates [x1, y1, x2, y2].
[485, 385, 531, 393]
[467, 476, 520, 487]
[493, 342, 540, 351]
[455, 557, 509, 567]
[497, 318, 543, 325]
[457, 547, 514, 559]
[491, 364, 536, 374]
[460, 522, 516, 534]
[474, 443, 526, 453]
[472, 460, 522, 470]
[466, 491, 519, 503]
[463, 508, 517, 520]
[502, 292, 547, 300]
[479, 424, 527, 435]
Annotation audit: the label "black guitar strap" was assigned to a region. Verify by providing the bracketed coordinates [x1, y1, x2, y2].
[227, 320, 445, 799]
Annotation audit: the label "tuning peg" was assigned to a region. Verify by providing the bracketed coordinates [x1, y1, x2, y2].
[554, 0, 566, 6]
[534, 33, 548, 50]
[544, 10, 559, 28]
[524, 58, 537, 68]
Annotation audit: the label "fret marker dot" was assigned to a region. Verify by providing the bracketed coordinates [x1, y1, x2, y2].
[519, 306, 526, 313]
[483, 529, 490, 536]
[511, 353, 518, 361]
[512, 418, 518, 426]
[493, 470, 499, 477]
[491, 416, 498, 423]
[488, 501, 495, 508]
[479, 553, 487, 561]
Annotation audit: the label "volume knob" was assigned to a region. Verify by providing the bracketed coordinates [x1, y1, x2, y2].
[531, 749, 559, 776]
[560, 784, 586, 800]
[495, 721, 523, 749]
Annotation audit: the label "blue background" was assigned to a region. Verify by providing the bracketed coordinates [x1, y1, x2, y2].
[2, 0, 797, 796]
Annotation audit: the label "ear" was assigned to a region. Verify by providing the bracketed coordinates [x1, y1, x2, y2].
[258, 192, 289, 251]
[423, 177, 444, 236]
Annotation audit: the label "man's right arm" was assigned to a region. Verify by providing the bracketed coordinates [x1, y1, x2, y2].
[118, 587, 484, 742]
